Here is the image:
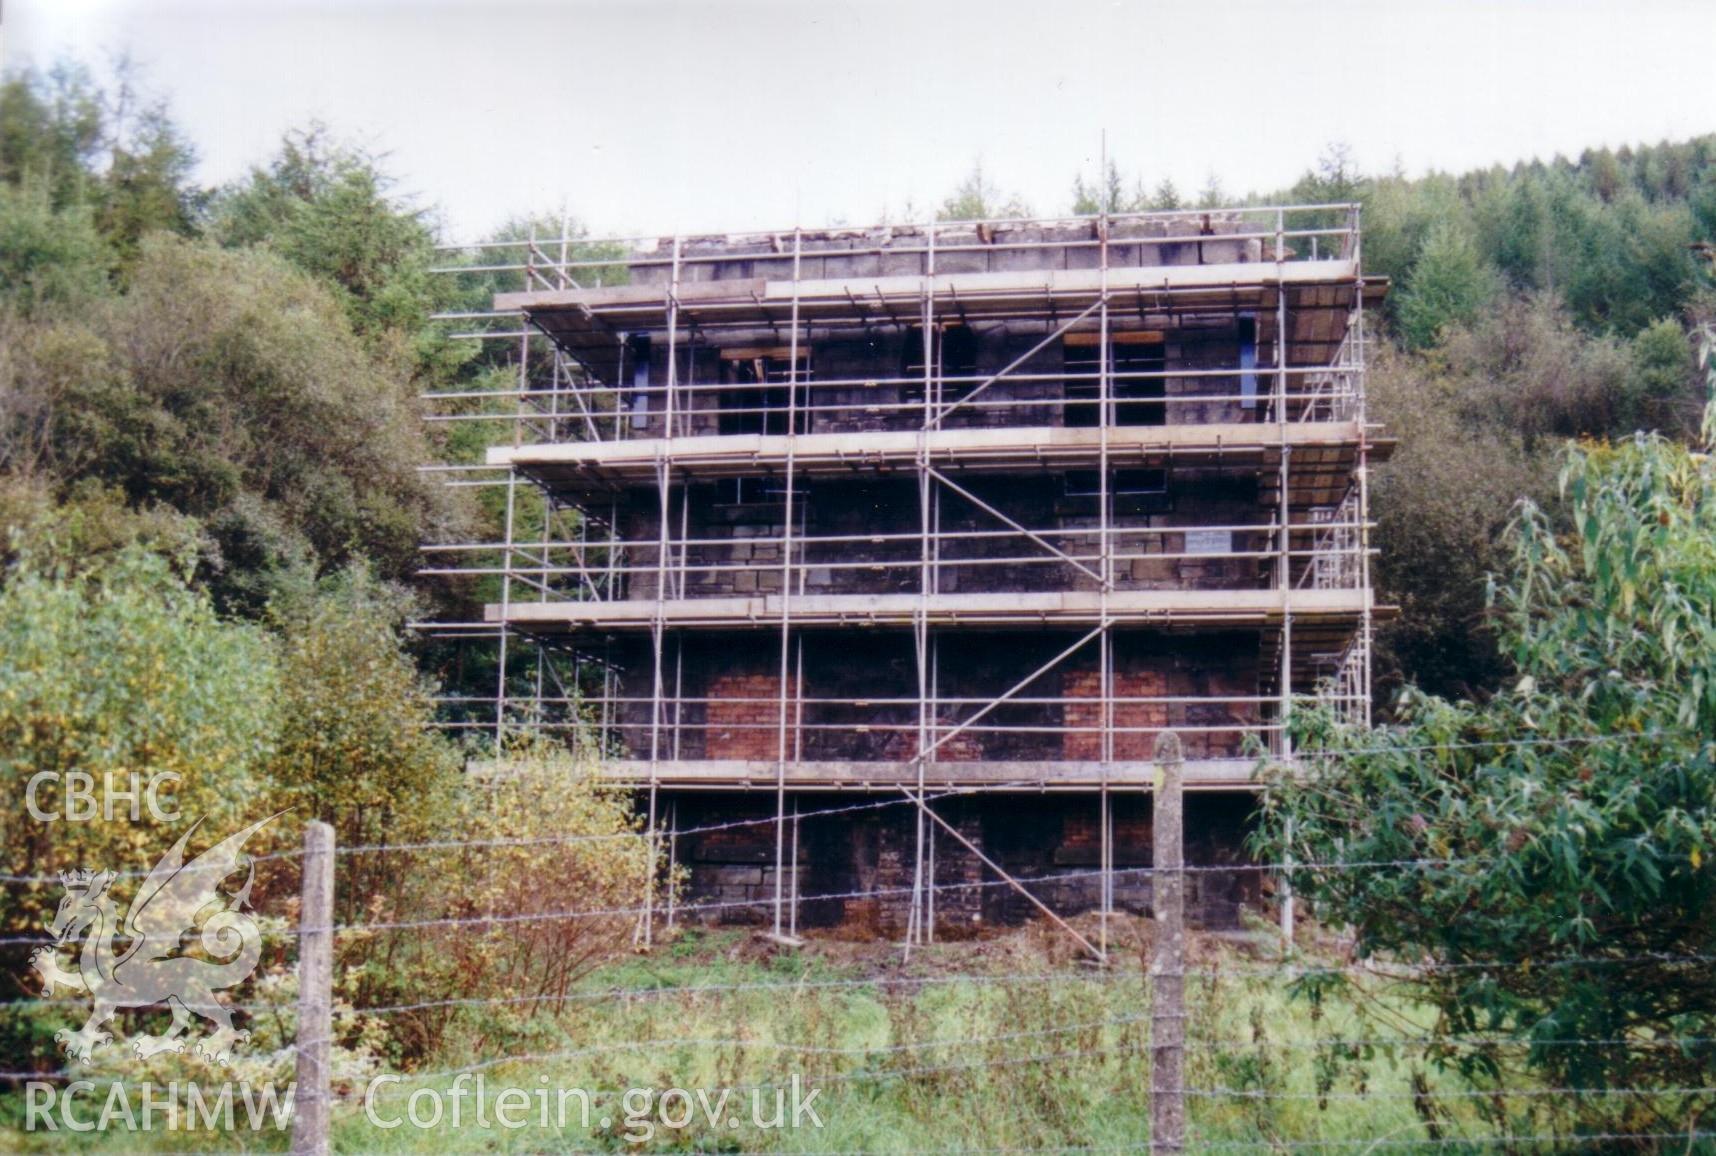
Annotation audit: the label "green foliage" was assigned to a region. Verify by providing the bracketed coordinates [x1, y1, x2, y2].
[1148, 177, 1184, 210]
[1069, 162, 1190, 215]
[0, 62, 198, 270]
[1472, 171, 1701, 335]
[207, 125, 468, 383]
[1440, 294, 1641, 441]
[1071, 160, 1129, 215]
[1631, 316, 1694, 407]
[1368, 297, 1703, 698]
[0, 178, 111, 313]
[0, 479, 211, 576]
[0, 71, 475, 607]
[95, 97, 199, 266]
[0, 541, 281, 926]
[266, 567, 460, 856]
[0, 64, 103, 209]
[1358, 171, 1465, 294]
[1365, 342, 1557, 699]
[24, 234, 463, 592]
[1294, 143, 1362, 207]
[342, 748, 657, 1061]
[1257, 369, 1716, 1115]
[1395, 220, 1500, 349]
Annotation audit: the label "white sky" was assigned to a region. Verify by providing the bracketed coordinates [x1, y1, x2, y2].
[4, 0, 1715, 243]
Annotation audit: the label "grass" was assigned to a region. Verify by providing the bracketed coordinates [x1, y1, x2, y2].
[2, 922, 1711, 1153]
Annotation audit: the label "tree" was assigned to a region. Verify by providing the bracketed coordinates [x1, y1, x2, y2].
[266, 567, 461, 908]
[348, 747, 658, 1061]
[0, 60, 199, 269]
[1292, 142, 1361, 206]
[0, 177, 112, 314]
[1631, 317, 1695, 423]
[1363, 172, 1467, 313]
[0, 541, 280, 932]
[89, 235, 466, 592]
[1148, 178, 1183, 211]
[97, 103, 198, 261]
[1256, 344, 1716, 1127]
[206, 126, 459, 381]
[1195, 171, 1227, 209]
[1365, 341, 1556, 700]
[0, 64, 103, 208]
[1072, 160, 1128, 215]
[1394, 220, 1500, 349]
[938, 160, 1031, 221]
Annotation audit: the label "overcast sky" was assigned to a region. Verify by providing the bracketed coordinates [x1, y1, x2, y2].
[5, 0, 1715, 243]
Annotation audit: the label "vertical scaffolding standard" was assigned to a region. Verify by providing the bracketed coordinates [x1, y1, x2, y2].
[420, 204, 1383, 952]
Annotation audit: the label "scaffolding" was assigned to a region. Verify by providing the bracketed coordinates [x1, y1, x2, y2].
[421, 203, 1388, 959]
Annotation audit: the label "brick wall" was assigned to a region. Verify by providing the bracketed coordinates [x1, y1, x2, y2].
[1060, 635, 1263, 762]
[1063, 668, 1170, 760]
[704, 670, 784, 760]
[607, 630, 1264, 765]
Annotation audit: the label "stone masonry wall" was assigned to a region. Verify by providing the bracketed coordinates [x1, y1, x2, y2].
[619, 472, 1267, 603]
[630, 218, 1264, 290]
[624, 321, 1262, 439]
[665, 790, 1262, 932]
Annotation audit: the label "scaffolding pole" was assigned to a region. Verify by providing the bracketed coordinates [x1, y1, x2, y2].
[1098, 202, 1114, 962]
[641, 236, 682, 948]
[773, 228, 803, 940]
[1276, 209, 1295, 943]
[907, 220, 936, 955]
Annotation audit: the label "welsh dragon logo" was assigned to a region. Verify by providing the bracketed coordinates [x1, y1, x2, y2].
[29, 814, 282, 1066]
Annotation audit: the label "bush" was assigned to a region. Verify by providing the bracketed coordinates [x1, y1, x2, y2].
[265, 566, 462, 916]
[0, 540, 280, 934]
[341, 749, 660, 1063]
[1257, 358, 1716, 1126]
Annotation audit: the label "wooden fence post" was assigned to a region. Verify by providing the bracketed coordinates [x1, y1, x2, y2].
[1150, 732, 1185, 1153]
[292, 820, 334, 1156]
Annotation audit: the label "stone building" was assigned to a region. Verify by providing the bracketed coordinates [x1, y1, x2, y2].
[440, 205, 1388, 951]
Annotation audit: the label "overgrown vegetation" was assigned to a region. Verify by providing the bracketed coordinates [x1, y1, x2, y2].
[8, 929, 1700, 1153]
[1254, 343, 1716, 1138]
[0, 62, 657, 1083]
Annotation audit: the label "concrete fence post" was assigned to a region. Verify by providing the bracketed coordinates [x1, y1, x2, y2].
[1149, 732, 1185, 1153]
[291, 821, 334, 1156]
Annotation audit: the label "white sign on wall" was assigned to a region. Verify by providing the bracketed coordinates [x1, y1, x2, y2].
[1184, 529, 1233, 556]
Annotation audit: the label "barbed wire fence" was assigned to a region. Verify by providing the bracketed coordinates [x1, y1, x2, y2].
[2, 731, 1714, 1153]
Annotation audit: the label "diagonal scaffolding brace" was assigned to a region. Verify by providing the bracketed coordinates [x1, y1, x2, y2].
[926, 466, 1108, 589]
[898, 782, 1106, 962]
[928, 297, 1107, 427]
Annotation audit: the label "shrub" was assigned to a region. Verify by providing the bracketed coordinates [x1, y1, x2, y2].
[340, 748, 661, 1063]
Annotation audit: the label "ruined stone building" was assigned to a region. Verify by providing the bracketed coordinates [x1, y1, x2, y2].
[428, 205, 1387, 952]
